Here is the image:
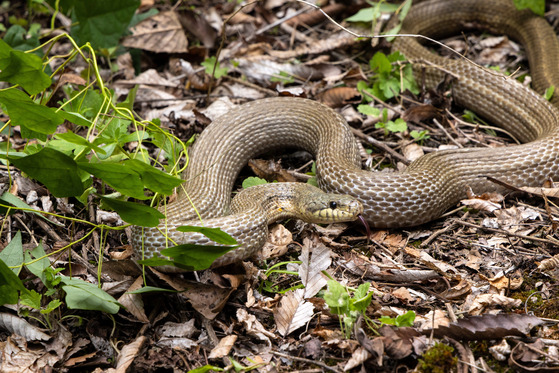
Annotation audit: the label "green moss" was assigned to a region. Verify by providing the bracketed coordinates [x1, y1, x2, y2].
[417, 343, 458, 373]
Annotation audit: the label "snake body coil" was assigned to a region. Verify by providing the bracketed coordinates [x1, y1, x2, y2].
[132, 0, 559, 265]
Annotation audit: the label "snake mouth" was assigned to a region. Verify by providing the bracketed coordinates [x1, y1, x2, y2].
[357, 214, 371, 243]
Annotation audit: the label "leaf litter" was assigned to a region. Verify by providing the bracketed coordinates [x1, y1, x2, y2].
[2, 0, 559, 372]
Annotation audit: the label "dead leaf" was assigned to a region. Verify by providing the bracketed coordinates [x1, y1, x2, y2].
[426, 314, 544, 341]
[259, 224, 292, 261]
[461, 198, 501, 213]
[402, 104, 440, 122]
[402, 142, 424, 162]
[237, 308, 275, 344]
[113, 336, 146, 372]
[480, 271, 523, 291]
[208, 335, 237, 359]
[318, 87, 361, 108]
[274, 289, 314, 336]
[538, 254, 559, 272]
[298, 237, 331, 298]
[489, 339, 511, 361]
[117, 276, 149, 323]
[467, 294, 522, 315]
[0, 312, 50, 341]
[247, 159, 297, 182]
[122, 11, 188, 53]
[179, 9, 217, 48]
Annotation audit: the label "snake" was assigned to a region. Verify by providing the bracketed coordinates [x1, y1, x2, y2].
[132, 0, 559, 267]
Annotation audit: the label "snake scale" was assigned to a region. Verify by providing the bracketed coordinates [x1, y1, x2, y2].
[132, 0, 559, 267]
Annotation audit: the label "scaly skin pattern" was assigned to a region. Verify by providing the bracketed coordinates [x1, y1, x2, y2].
[133, 0, 559, 265]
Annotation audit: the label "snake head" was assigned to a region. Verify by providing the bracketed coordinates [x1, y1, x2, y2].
[300, 190, 364, 224]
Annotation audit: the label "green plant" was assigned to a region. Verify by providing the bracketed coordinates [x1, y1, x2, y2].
[410, 129, 430, 144]
[323, 280, 374, 338]
[513, 0, 544, 15]
[417, 343, 458, 373]
[358, 51, 419, 102]
[0, 233, 121, 327]
[345, 0, 412, 41]
[201, 56, 228, 79]
[378, 310, 416, 327]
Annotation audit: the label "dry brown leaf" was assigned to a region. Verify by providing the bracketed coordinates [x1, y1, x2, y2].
[467, 294, 522, 315]
[480, 272, 523, 291]
[402, 142, 424, 162]
[0, 312, 50, 341]
[440, 278, 472, 300]
[392, 287, 413, 303]
[259, 224, 292, 261]
[402, 104, 440, 122]
[57, 73, 86, 87]
[416, 309, 450, 331]
[489, 339, 511, 361]
[122, 11, 188, 53]
[538, 254, 559, 272]
[344, 346, 373, 371]
[460, 198, 501, 212]
[1, 334, 55, 372]
[117, 276, 149, 323]
[151, 269, 235, 320]
[247, 159, 297, 182]
[158, 319, 198, 339]
[113, 336, 146, 372]
[208, 335, 237, 359]
[404, 247, 461, 279]
[298, 237, 331, 298]
[426, 314, 544, 341]
[237, 308, 275, 344]
[274, 289, 314, 336]
[179, 9, 217, 48]
[318, 87, 361, 108]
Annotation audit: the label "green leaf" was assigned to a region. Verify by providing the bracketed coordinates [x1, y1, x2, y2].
[20, 289, 42, 309]
[370, 52, 392, 74]
[0, 258, 29, 305]
[0, 231, 23, 274]
[323, 280, 350, 315]
[242, 176, 268, 189]
[24, 243, 51, 284]
[9, 147, 84, 197]
[352, 283, 374, 314]
[127, 286, 178, 294]
[176, 226, 238, 246]
[56, 131, 106, 155]
[357, 104, 380, 117]
[41, 299, 63, 314]
[159, 244, 237, 271]
[0, 191, 63, 225]
[0, 39, 51, 95]
[513, 0, 545, 16]
[395, 310, 416, 327]
[545, 85, 555, 101]
[58, 110, 93, 128]
[71, 0, 141, 49]
[201, 56, 228, 79]
[3, 24, 41, 53]
[77, 162, 146, 199]
[386, 118, 408, 133]
[100, 196, 164, 227]
[59, 276, 120, 313]
[124, 159, 183, 195]
[0, 87, 63, 135]
[186, 365, 224, 373]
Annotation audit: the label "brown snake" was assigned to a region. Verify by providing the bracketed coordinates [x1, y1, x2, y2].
[132, 0, 559, 267]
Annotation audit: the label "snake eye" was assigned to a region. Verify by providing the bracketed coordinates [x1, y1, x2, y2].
[329, 201, 337, 209]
